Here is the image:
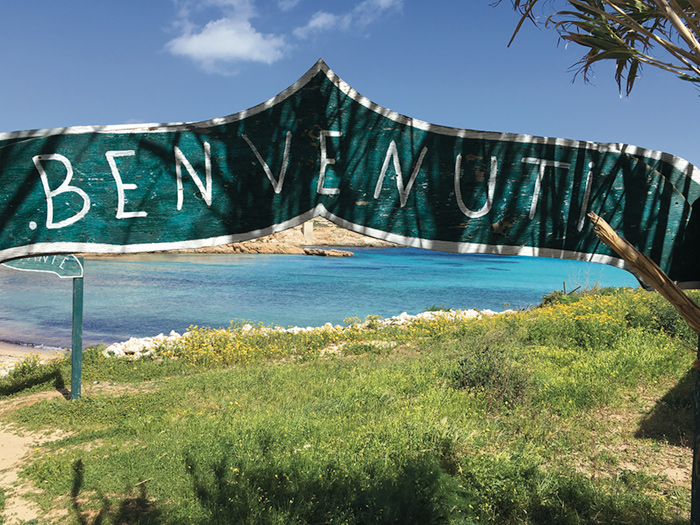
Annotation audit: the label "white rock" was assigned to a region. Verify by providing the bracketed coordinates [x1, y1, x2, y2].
[103, 330, 182, 359]
[99, 307, 514, 361]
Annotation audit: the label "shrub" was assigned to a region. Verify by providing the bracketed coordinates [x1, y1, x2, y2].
[0, 354, 65, 397]
[455, 341, 529, 407]
[8, 354, 44, 381]
[424, 304, 450, 312]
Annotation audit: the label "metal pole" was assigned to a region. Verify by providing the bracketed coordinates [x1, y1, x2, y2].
[693, 333, 700, 523]
[70, 259, 84, 400]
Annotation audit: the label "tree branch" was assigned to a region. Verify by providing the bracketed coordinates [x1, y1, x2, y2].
[576, 0, 700, 73]
[588, 212, 700, 334]
[652, 0, 700, 55]
[666, 0, 700, 41]
[506, 0, 700, 89]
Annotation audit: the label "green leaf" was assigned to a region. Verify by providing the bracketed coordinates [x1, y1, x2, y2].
[565, 34, 622, 51]
[678, 73, 700, 83]
[625, 58, 640, 95]
[586, 48, 636, 61]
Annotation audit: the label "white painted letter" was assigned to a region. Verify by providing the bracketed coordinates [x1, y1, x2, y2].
[317, 130, 342, 195]
[175, 142, 212, 210]
[242, 131, 291, 194]
[577, 162, 594, 231]
[455, 155, 497, 218]
[374, 141, 428, 207]
[521, 157, 571, 220]
[105, 150, 148, 219]
[33, 154, 91, 229]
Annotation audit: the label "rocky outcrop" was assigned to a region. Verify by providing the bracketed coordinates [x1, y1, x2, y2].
[297, 218, 395, 248]
[168, 218, 394, 256]
[83, 218, 395, 258]
[302, 248, 353, 257]
[187, 243, 307, 255]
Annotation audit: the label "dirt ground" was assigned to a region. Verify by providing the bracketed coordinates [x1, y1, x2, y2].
[0, 343, 67, 524]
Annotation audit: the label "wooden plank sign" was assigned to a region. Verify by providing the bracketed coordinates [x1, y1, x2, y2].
[2, 254, 83, 279]
[0, 60, 698, 285]
[1, 254, 85, 399]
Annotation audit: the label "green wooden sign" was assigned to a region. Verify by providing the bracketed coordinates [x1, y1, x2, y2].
[1, 254, 85, 399]
[0, 60, 698, 285]
[1, 254, 83, 278]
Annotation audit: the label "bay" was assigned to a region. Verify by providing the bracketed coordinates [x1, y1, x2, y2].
[0, 247, 639, 348]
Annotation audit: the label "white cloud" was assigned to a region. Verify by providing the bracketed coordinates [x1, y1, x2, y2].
[352, 0, 403, 27]
[168, 17, 287, 72]
[293, 0, 403, 39]
[166, 0, 403, 73]
[278, 0, 300, 11]
[293, 12, 342, 39]
[167, 0, 287, 73]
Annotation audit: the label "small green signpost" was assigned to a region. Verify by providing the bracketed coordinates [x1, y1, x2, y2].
[2, 254, 83, 278]
[2, 255, 84, 399]
[70, 264, 83, 400]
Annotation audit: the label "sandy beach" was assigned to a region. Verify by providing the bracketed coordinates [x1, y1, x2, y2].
[0, 341, 65, 371]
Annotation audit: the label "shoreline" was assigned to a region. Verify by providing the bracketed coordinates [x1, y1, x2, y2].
[0, 219, 390, 364]
[0, 340, 67, 370]
[0, 338, 65, 353]
[0, 307, 514, 366]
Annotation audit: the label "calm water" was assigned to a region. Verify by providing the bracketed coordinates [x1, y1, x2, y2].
[0, 247, 639, 348]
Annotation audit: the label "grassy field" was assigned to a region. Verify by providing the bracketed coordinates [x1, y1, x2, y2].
[0, 287, 696, 524]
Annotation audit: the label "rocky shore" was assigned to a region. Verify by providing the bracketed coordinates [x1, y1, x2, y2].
[102, 308, 514, 360]
[81, 218, 394, 258]
[164, 217, 395, 257]
[4, 308, 505, 374]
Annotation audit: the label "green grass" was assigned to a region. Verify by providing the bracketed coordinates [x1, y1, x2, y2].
[0, 287, 696, 523]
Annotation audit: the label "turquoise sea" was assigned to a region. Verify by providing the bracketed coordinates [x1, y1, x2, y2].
[0, 247, 639, 348]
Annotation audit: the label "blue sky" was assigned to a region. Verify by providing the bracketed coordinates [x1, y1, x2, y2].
[1, 0, 698, 166]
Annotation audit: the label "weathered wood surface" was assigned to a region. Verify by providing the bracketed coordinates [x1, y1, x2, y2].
[1, 254, 83, 279]
[1, 59, 699, 284]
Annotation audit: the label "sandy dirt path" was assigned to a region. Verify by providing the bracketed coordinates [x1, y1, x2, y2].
[0, 425, 48, 523]
[0, 343, 67, 523]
